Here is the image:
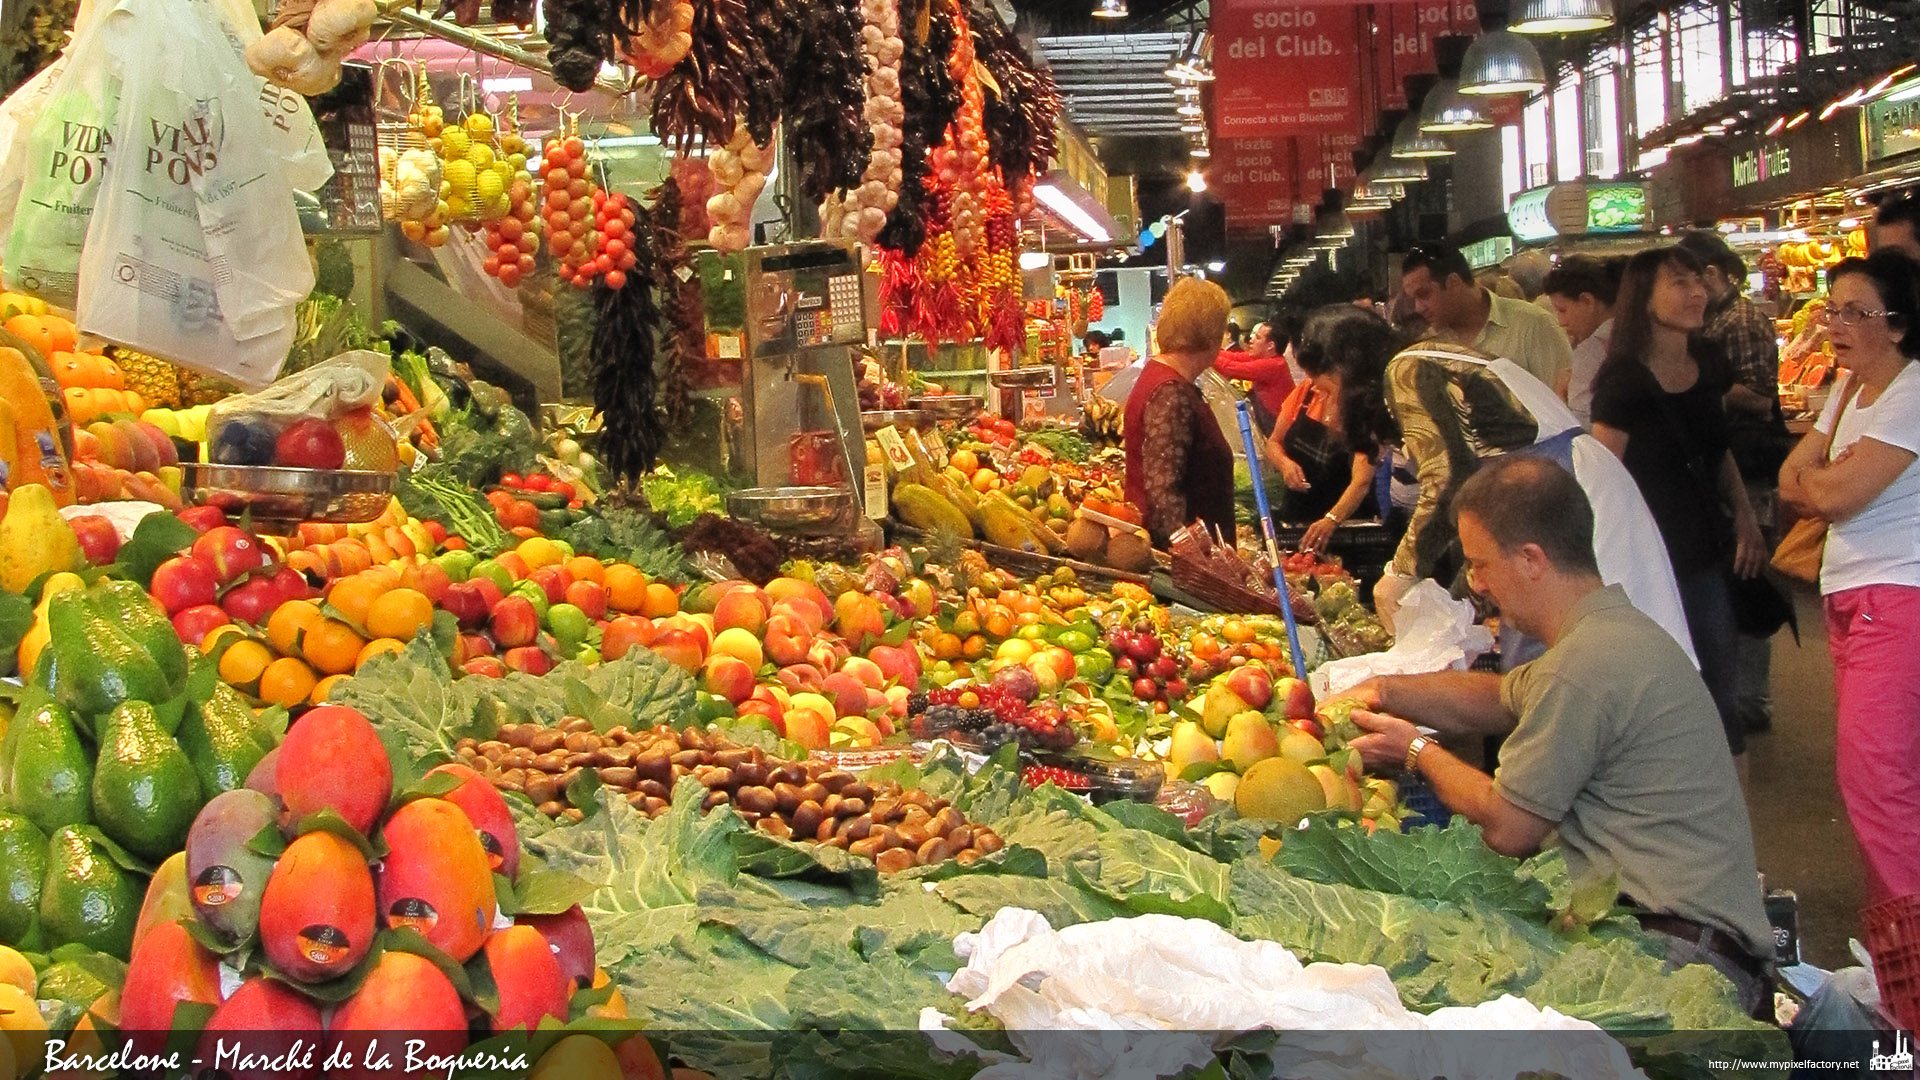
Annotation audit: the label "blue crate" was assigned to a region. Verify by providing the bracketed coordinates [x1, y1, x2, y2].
[1398, 772, 1454, 831]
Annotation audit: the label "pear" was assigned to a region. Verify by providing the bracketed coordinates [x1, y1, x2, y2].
[1221, 712, 1280, 772]
[1167, 720, 1219, 776]
[1201, 771, 1240, 803]
[1235, 758, 1326, 824]
[1307, 764, 1365, 813]
[1200, 684, 1252, 738]
[1278, 728, 1327, 764]
[0, 485, 81, 594]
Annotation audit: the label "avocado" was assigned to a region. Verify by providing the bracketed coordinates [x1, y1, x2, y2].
[8, 700, 94, 833]
[40, 825, 143, 956]
[176, 684, 270, 797]
[43, 591, 171, 725]
[0, 811, 49, 947]
[91, 701, 202, 862]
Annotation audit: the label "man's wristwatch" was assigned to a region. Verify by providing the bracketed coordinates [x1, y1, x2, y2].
[1404, 735, 1433, 773]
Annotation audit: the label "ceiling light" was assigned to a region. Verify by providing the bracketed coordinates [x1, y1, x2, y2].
[1180, 120, 1205, 133]
[1190, 143, 1211, 159]
[1372, 156, 1428, 183]
[1786, 109, 1810, 129]
[1392, 115, 1455, 158]
[1187, 169, 1207, 193]
[1840, 217, 1860, 229]
[1458, 30, 1547, 96]
[1418, 79, 1494, 133]
[1765, 115, 1787, 135]
[1206, 260, 1226, 271]
[1018, 251, 1050, 271]
[1510, 0, 1614, 34]
[1093, 0, 1127, 18]
[1033, 182, 1111, 244]
[1177, 102, 1204, 117]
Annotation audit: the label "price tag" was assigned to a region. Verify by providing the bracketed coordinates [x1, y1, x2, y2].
[874, 425, 916, 472]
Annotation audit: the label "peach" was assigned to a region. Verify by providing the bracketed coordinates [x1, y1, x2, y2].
[764, 577, 832, 624]
[831, 716, 882, 747]
[712, 588, 770, 635]
[750, 684, 791, 711]
[884, 685, 911, 717]
[820, 672, 869, 718]
[648, 628, 705, 673]
[772, 597, 825, 637]
[655, 614, 711, 653]
[786, 692, 835, 725]
[783, 708, 832, 751]
[710, 627, 765, 668]
[807, 637, 851, 673]
[832, 592, 886, 650]
[764, 614, 812, 667]
[701, 654, 756, 704]
[839, 656, 885, 690]
[866, 644, 921, 687]
[774, 663, 824, 694]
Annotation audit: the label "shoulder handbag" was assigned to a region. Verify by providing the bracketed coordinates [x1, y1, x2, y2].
[1769, 382, 1856, 586]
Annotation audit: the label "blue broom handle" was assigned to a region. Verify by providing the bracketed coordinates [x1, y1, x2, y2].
[1235, 402, 1308, 678]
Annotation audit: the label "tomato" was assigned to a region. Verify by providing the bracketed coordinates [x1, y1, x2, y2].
[604, 269, 627, 290]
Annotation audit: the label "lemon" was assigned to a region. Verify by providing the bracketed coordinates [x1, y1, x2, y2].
[439, 127, 472, 160]
[466, 142, 495, 169]
[464, 112, 494, 136]
[442, 158, 477, 191]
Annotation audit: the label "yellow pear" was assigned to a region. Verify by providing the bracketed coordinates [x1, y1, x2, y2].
[1167, 720, 1219, 776]
[17, 572, 84, 672]
[1221, 712, 1280, 772]
[0, 485, 81, 594]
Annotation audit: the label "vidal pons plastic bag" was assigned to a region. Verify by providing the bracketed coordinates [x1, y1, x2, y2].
[73, 0, 316, 389]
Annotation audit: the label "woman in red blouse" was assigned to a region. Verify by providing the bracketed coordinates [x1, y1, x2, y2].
[1123, 277, 1238, 547]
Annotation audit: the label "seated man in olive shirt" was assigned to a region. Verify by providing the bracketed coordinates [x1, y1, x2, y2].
[1342, 455, 1774, 1018]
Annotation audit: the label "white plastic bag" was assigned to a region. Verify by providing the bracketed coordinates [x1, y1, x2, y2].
[204, 0, 334, 193]
[75, 0, 313, 389]
[1309, 579, 1495, 700]
[0, 56, 76, 265]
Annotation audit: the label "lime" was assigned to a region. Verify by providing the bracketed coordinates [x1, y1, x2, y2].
[546, 602, 590, 645]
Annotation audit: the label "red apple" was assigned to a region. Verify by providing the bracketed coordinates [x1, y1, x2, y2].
[174, 505, 227, 533]
[275, 418, 346, 470]
[564, 580, 607, 621]
[764, 614, 812, 667]
[648, 628, 704, 673]
[1290, 715, 1326, 742]
[701, 654, 756, 704]
[501, 646, 554, 676]
[67, 515, 121, 565]
[469, 577, 505, 610]
[170, 604, 231, 646]
[398, 562, 452, 606]
[736, 699, 786, 735]
[265, 565, 316, 604]
[490, 596, 540, 649]
[440, 582, 490, 630]
[459, 633, 495, 658]
[220, 578, 281, 625]
[151, 555, 219, 614]
[528, 565, 571, 606]
[191, 526, 268, 584]
[600, 615, 655, 661]
[463, 657, 507, 678]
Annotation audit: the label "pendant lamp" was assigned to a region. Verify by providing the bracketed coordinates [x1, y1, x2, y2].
[1419, 79, 1495, 132]
[1458, 30, 1547, 95]
[1371, 156, 1428, 183]
[1391, 115, 1455, 158]
[1510, 0, 1614, 34]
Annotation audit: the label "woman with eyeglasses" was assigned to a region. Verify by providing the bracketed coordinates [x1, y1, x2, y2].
[1590, 246, 1767, 766]
[1778, 251, 1920, 905]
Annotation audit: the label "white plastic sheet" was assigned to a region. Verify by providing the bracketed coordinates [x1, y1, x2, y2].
[1309, 579, 1495, 699]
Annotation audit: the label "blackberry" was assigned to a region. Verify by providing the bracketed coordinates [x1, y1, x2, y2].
[907, 692, 930, 715]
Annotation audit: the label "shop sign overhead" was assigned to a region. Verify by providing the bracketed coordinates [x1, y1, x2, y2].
[1212, 0, 1361, 136]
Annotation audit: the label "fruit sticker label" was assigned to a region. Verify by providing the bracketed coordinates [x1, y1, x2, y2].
[387, 898, 440, 935]
[477, 831, 506, 872]
[193, 865, 245, 908]
[297, 924, 353, 967]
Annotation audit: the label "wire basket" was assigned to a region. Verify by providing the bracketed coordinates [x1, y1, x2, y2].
[1863, 891, 1920, 1031]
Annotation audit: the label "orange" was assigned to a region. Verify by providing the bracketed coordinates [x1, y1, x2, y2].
[302, 618, 367, 675]
[94, 357, 124, 390]
[948, 449, 979, 473]
[517, 536, 563, 569]
[639, 582, 679, 619]
[932, 632, 963, 661]
[200, 623, 244, 657]
[355, 636, 407, 669]
[364, 588, 433, 640]
[266, 600, 324, 655]
[961, 633, 989, 661]
[257, 657, 318, 708]
[310, 674, 346, 704]
[604, 564, 648, 613]
[970, 469, 999, 493]
[325, 575, 385, 629]
[63, 387, 96, 425]
[983, 609, 1013, 640]
[565, 555, 605, 585]
[3, 314, 54, 356]
[217, 639, 275, 692]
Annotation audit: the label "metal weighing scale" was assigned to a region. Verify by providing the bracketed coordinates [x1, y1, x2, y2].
[723, 241, 871, 536]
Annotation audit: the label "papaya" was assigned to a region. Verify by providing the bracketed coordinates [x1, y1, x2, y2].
[195, 977, 323, 1080]
[481, 924, 570, 1032]
[426, 763, 519, 879]
[891, 483, 973, 537]
[275, 706, 391, 836]
[375, 798, 495, 962]
[117, 919, 221, 1058]
[186, 789, 281, 949]
[327, 951, 465, 1080]
[258, 831, 374, 983]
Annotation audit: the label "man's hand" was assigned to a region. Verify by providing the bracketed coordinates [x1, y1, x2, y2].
[1337, 678, 1387, 712]
[1347, 708, 1422, 773]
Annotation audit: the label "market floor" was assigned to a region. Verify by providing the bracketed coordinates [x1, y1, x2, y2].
[1745, 584, 1865, 970]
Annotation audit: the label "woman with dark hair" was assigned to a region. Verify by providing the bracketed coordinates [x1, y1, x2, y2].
[1590, 246, 1767, 763]
[1297, 304, 1692, 664]
[1262, 313, 1377, 550]
[1779, 251, 1920, 903]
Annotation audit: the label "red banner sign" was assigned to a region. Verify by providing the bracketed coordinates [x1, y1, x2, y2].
[1377, 0, 1480, 110]
[1215, 138, 1297, 230]
[1212, 0, 1362, 137]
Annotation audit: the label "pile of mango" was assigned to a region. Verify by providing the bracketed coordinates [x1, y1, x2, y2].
[0, 581, 281, 957]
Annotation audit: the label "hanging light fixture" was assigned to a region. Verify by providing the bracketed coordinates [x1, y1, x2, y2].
[1372, 156, 1428, 183]
[1458, 30, 1547, 95]
[1391, 115, 1455, 158]
[1180, 119, 1205, 133]
[1510, 0, 1614, 34]
[1190, 141, 1212, 159]
[1418, 78, 1494, 132]
[1094, 0, 1127, 18]
[1177, 102, 1204, 117]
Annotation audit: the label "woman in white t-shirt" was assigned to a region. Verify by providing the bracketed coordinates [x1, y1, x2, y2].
[1779, 252, 1920, 905]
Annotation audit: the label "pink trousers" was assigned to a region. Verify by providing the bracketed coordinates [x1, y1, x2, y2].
[1825, 584, 1920, 903]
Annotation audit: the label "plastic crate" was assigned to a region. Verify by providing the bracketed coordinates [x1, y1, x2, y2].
[1398, 772, 1453, 831]
[1863, 892, 1920, 1031]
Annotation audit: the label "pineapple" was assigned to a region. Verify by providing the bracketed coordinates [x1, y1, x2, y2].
[111, 347, 182, 408]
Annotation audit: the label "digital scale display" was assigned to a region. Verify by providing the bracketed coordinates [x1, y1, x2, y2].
[750, 247, 866, 356]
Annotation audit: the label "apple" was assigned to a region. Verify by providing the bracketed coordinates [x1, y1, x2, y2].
[490, 596, 540, 649]
[398, 562, 452, 606]
[712, 587, 770, 635]
[701, 654, 756, 704]
[440, 582, 489, 630]
[655, 614, 711, 654]
[899, 579, 937, 619]
[710, 627, 765, 669]
[600, 615, 655, 661]
[459, 633, 494, 658]
[134, 422, 180, 467]
[1289, 715, 1326, 742]
[528, 565, 571, 606]
[495, 552, 530, 580]
[774, 663, 824, 694]
[750, 684, 791, 712]
[501, 647, 553, 676]
[151, 555, 219, 614]
[1272, 676, 1315, 720]
[275, 418, 346, 470]
[220, 578, 281, 625]
[170, 604, 231, 646]
[820, 672, 869, 718]
[470, 577, 505, 611]
[191, 525, 268, 584]
[736, 699, 785, 734]
[1165, 676, 1189, 700]
[1132, 676, 1161, 701]
[1223, 666, 1274, 712]
[1030, 646, 1077, 686]
[517, 905, 595, 988]
[648, 628, 705, 673]
[564, 580, 607, 621]
[866, 644, 921, 687]
[463, 657, 507, 678]
[67, 515, 121, 565]
[831, 592, 886, 650]
[839, 656, 885, 690]
[469, 559, 514, 593]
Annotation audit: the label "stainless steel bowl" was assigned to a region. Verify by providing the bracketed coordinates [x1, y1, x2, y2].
[725, 486, 858, 533]
[988, 367, 1054, 390]
[909, 394, 983, 422]
[180, 463, 394, 529]
[860, 409, 928, 433]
